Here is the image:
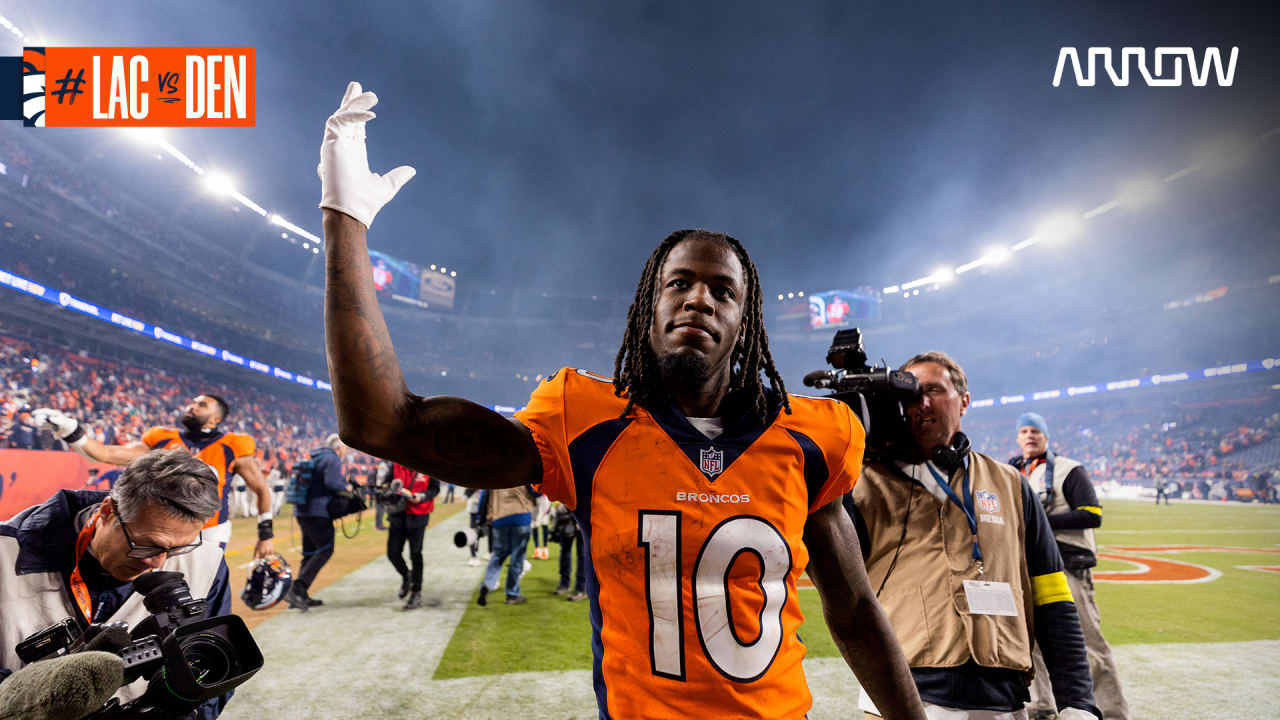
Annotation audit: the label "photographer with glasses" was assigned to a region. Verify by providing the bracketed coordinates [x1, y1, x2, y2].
[0, 449, 234, 720]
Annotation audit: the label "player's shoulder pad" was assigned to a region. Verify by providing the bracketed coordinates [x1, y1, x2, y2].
[142, 426, 178, 444]
[780, 393, 864, 447]
[521, 368, 627, 439]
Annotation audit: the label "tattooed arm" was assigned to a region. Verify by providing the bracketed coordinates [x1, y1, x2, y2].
[322, 209, 541, 489]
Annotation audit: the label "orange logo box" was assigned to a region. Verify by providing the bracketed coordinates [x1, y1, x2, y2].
[39, 47, 254, 127]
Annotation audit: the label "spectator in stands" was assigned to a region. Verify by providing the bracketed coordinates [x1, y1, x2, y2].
[286, 433, 349, 611]
[5, 406, 40, 450]
[1010, 412, 1129, 720]
[0, 450, 234, 719]
[847, 352, 1100, 719]
[476, 486, 536, 606]
[384, 463, 440, 610]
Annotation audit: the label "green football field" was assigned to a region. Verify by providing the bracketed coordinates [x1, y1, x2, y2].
[222, 499, 1280, 719]
[435, 499, 1280, 678]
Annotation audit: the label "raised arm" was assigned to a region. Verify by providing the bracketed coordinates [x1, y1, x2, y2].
[33, 409, 148, 465]
[804, 498, 925, 720]
[318, 82, 539, 489]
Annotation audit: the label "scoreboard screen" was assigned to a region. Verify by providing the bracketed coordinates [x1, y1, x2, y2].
[808, 288, 879, 329]
[369, 249, 456, 310]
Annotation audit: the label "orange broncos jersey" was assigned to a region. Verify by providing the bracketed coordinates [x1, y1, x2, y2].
[515, 368, 865, 720]
[141, 427, 256, 528]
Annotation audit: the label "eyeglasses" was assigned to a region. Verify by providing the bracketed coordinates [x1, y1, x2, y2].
[117, 518, 203, 559]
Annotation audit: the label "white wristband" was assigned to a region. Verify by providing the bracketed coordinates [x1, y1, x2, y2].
[257, 512, 273, 523]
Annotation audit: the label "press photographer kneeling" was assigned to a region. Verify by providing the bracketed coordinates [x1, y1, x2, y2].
[0, 449, 257, 720]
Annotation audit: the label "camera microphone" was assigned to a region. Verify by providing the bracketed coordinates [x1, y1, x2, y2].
[454, 527, 482, 549]
[0, 651, 124, 720]
[803, 370, 839, 388]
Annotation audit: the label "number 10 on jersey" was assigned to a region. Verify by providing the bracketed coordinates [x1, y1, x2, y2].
[638, 510, 793, 683]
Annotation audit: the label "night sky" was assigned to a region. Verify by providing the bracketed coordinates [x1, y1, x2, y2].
[10, 2, 1275, 296]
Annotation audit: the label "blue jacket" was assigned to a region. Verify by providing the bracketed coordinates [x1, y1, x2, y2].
[0, 490, 233, 719]
[293, 447, 347, 518]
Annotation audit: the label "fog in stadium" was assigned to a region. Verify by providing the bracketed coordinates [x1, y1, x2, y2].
[1, 3, 1278, 720]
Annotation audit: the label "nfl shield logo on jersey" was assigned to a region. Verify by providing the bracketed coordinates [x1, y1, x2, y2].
[699, 447, 724, 479]
[975, 490, 1001, 513]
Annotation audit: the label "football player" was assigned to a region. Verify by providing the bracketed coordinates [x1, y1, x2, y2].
[318, 81, 924, 719]
[37, 393, 275, 559]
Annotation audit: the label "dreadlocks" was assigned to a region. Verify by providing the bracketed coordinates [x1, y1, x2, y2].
[613, 229, 790, 424]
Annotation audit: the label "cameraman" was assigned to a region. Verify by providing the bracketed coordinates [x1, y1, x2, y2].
[0, 449, 233, 719]
[286, 433, 349, 611]
[384, 463, 440, 610]
[845, 352, 1100, 720]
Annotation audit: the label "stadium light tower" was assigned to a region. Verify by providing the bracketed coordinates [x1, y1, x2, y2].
[982, 245, 1011, 265]
[203, 171, 236, 196]
[1035, 212, 1084, 243]
[1118, 177, 1163, 208]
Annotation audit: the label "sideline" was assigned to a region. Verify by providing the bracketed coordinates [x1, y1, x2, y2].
[221, 509, 1280, 719]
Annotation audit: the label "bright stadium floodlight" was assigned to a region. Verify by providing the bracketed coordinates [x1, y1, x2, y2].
[203, 171, 236, 196]
[119, 126, 167, 147]
[1118, 176, 1163, 208]
[1034, 212, 1084, 243]
[983, 245, 1011, 265]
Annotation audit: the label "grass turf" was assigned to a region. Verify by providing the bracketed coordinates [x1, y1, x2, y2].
[225, 500, 466, 628]
[435, 499, 1280, 678]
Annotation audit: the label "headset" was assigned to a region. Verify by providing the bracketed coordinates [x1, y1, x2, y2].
[930, 431, 971, 473]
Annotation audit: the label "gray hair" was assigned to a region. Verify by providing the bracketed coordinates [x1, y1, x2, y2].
[325, 433, 343, 451]
[109, 449, 221, 523]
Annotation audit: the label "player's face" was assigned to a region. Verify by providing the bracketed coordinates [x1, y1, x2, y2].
[648, 238, 746, 378]
[904, 361, 969, 455]
[1018, 425, 1048, 458]
[91, 498, 205, 581]
[181, 395, 220, 429]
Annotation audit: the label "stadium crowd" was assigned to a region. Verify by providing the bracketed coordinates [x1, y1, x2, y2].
[971, 400, 1279, 501]
[0, 330, 377, 477]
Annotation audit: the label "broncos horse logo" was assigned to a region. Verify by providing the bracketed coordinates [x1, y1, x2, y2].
[22, 47, 45, 127]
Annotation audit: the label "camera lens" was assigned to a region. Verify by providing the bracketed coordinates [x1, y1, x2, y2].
[179, 632, 238, 686]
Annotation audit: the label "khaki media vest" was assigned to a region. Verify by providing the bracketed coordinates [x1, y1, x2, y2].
[1025, 454, 1095, 555]
[852, 451, 1034, 672]
[488, 486, 535, 522]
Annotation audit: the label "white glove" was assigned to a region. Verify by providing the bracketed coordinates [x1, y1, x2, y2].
[1058, 708, 1101, 720]
[33, 408, 89, 453]
[33, 408, 79, 439]
[317, 81, 416, 228]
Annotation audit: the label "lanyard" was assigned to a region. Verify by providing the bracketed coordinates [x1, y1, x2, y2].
[925, 459, 985, 575]
[68, 506, 103, 625]
[1022, 453, 1056, 507]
